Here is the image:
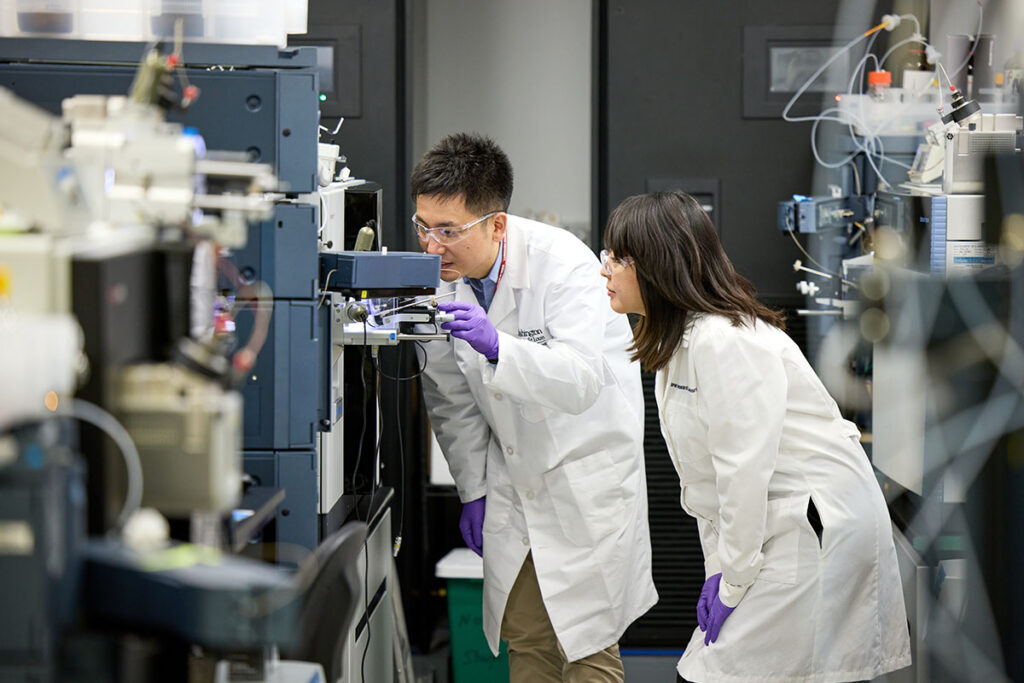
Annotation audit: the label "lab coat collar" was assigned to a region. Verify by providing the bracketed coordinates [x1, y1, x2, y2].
[486, 217, 529, 327]
[453, 278, 477, 309]
[681, 312, 702, 348]
[657, 312, 702, 409]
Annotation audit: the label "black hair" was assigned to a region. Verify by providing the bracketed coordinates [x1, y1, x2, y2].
[410, 133, 513, 214]
[604, 191, 785, 371]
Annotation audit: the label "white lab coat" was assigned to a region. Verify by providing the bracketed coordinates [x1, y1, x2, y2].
[659, 314, 911, 683]
[418, 215, 658, 662]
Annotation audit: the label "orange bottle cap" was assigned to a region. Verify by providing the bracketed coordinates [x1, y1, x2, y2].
[868, 70, 892, 86]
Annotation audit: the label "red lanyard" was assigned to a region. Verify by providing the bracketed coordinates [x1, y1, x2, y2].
[494, 236, 508, 291]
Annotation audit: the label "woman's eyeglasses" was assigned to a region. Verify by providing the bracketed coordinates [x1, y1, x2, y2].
[599, 249, 634, 276]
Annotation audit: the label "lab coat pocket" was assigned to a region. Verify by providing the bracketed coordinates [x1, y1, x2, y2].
[756, 496, 807, 586]
[519, 401, 554, 424]
[543, 450, 626, 546]
[482, 482, 513, 534]
[661, 393, 707, 463]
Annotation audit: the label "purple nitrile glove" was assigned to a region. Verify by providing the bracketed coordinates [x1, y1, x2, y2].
[696, 573, 716, 632]
[437, 301, 499, 361]
[696, 573, 736, 646]
[459, 495, 486, 557]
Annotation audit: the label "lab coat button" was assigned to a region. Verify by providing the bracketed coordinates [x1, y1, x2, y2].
[525, 490, 534, 500]
[494, 392, 503, 400]
[506, 446, 513, 455]
[521, 537, 529, 546]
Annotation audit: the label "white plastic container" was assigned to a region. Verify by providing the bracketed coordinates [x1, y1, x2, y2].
[209, 0, 286, 46]
[147, 0, 204, 40]
[435, 547, 484, 581]
[13, 0, 77, 37]
[2, 0, 296, 44]
[836, 91, 943, 137]
[284, 0, 305, 35]
[0, 0, 11, 36]
[79, 0, 145, 41]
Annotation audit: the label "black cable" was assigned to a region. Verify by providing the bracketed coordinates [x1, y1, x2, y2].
[351, 321, 371, 683]
[372, 340, 428, 381]
[353, 328, 432, 679]
[367, 340, 430, 553]
[394, 343, 406, 556]
[362, 346, 385, 683]
[371, 366, 384, 499]
[351, 321, 369, 506]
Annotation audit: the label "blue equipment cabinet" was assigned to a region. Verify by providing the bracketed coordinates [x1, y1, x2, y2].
[0, 39, 326, 553]
[235, 300, 321, 451]
[233, 204, 320, 300]
[242, 451, 320, 557]
[0, 38, 318, 192]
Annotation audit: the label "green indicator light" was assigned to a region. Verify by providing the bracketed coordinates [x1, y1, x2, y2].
[319, 93, 327, 102]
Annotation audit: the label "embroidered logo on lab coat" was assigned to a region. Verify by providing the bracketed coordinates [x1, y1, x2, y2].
[518, 328, 549, 346]
[670, 382, 697, 393]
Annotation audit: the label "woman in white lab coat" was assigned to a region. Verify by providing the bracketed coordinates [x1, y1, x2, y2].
[600, 190, 912, 683]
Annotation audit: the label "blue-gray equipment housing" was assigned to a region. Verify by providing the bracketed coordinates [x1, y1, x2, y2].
[320, 252, 441, 294]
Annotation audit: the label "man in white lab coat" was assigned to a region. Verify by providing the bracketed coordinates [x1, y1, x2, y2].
[412, 133, 657, 682]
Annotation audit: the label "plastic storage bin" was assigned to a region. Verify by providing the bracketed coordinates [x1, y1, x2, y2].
[435, 548, 510, 683]
[0, 0, 305, 44]
[147, 0, 204, 40]
[283, 0, 304, 35]
[13, 0, 77, 36]
[209, 0, 285, 47]
[79, 0, 145, 41]
[0, 1, 10, 35]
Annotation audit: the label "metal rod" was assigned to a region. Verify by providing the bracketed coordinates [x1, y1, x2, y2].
[375, 290, 456, 317]
[797, 309, 844, 316]
[396, 333, 450, 341]
[794, 262, 860, 289]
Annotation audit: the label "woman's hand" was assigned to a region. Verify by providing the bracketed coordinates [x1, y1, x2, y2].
[696, 572, 736, 645]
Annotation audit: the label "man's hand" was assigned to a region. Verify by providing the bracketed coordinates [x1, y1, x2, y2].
[437, 301, 499, 360]
[459, 496, 486, 556]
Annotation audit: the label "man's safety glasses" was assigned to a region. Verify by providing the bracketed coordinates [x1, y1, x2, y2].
[412, 211, 499, 245]
[599, 249, 634, 276]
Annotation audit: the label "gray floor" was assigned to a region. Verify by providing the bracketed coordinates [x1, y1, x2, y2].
[623, 654, 679, 682]
[412, 650, 450, 683]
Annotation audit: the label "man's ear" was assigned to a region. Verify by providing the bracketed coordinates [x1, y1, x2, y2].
[492, 212, 508, 242]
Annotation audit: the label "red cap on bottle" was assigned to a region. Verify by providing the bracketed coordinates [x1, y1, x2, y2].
[868, 70, 892, 86]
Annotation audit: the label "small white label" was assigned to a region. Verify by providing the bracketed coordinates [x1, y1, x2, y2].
[948, 241, 996, 274]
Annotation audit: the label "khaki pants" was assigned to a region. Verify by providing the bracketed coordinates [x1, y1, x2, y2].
[500, 552, 625, 683]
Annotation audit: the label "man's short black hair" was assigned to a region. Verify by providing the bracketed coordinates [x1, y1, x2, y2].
[410, 133, 513, 214]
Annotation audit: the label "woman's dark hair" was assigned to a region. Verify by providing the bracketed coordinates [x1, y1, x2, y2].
[604, 190, 785, 372]
[410, 133, 513, 214]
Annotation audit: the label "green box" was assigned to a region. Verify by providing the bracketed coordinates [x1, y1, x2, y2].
[445, 578, 509, 683]
[436, 548, 510, 683]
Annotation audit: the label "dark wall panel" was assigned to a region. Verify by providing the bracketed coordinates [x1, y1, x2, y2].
[601, 0, 848, 298]
[601, 0, 857, 650]
[297, 0, 409, 250]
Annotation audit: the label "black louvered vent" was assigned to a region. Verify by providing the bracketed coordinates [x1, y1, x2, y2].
[764, 295, 809, 357]
[621, 371, 703, 648]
